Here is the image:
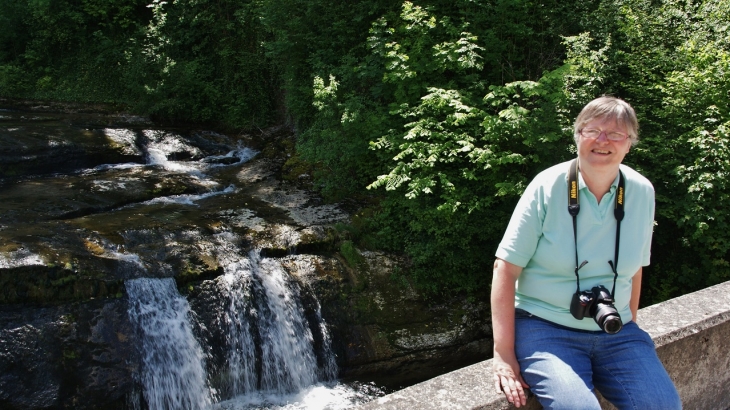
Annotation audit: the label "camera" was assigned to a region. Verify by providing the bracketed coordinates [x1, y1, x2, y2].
[570, 285, 623, 334]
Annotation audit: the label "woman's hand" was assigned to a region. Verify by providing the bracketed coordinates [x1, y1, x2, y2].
[493, 351, 529, 407]
[491, 258, 529, 407]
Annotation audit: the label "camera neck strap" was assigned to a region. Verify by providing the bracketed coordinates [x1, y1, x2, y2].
[567, 158, 625, 296]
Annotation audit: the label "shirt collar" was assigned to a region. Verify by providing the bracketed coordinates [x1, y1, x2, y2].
[577, 168, 622, 193]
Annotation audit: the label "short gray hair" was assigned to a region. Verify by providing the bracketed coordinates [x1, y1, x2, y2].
[573, 96, 639, 146]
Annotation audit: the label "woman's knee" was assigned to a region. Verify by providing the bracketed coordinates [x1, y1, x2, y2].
[520, 355, 600, 410]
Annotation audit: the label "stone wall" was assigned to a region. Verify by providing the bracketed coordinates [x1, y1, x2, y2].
[357, 280, 730, 410]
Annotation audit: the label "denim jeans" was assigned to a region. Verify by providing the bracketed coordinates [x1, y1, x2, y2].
[514, 309, 681, 410]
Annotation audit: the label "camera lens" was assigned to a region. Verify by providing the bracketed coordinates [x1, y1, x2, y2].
[601, 316, 623, 334]
[593, 303, 623, 334]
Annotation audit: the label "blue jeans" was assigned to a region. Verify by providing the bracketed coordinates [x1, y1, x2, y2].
[514, 310, 681, 410]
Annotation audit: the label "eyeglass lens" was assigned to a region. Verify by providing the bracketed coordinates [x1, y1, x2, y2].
[581, 129, 627, 141]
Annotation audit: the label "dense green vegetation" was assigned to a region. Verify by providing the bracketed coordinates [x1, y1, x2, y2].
[0, 0, 274, 128]
[2, 0, 729, 304]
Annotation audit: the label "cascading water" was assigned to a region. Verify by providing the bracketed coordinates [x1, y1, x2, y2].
[126, 278, 213, 410]
[254, 254, 322, 392]
[207, 234, 338, 398]
[125, 235, 360, 410]
[113, 128, 348, 408]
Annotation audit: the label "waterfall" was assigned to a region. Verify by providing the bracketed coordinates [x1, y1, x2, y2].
[126, 238, 340, 410]
[252, 254, 321, 392]
[212, 234, 337, 398]
[126, 278, 213, 410]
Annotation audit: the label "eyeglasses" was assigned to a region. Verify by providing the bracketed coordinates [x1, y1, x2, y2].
[579, 128, 629, 142]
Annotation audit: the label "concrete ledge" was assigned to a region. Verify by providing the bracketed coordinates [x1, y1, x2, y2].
[356, 280, 730, 410]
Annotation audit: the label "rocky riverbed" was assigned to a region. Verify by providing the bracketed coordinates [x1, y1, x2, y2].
[0, 102, 491, 409]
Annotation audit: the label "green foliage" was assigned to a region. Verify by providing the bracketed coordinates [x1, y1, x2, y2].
[261, 0, 586, 201]
[350, 2, 592, 293]
[257, 0, 399, 199]
[0, 65, 28, 95]
[652, 1, 730, 296]
[368, 74, 572, 213]
[367, 197, 506, 294]
[0, 0, 275, 129]
[360, 0, 730, 300]
[0, 0, 152, 101]
[134, 0, 276, 128]
[564, 0, 730, 303]
[4, 0, 730, 302]
[262, 0, 592, 294]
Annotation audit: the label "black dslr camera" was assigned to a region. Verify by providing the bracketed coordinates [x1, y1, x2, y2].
[570, 285, 623, 334]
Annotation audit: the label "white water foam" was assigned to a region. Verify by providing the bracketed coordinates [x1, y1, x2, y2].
[209, 245, 372, 410]
[0, 249, 44, 268]
[210, 235, 323, 395]
[90, 162, 144, 172]
[96, 129, 258, 178]
[144, 130, 204, 159]
[214, 238, 259, 396]
[147, 147, 207, 176]
[254, 254, 320, 392]
[104, 128, 142, 156]
[140, 184, 237, 206]
[214, 382, 380, 410]
[206, 146, 259, 168]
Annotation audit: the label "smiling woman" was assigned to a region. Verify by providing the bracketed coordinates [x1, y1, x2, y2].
[491, 96, 681, 409]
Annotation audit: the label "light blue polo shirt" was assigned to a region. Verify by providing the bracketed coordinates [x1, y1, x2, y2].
[495, 160, 655, 331]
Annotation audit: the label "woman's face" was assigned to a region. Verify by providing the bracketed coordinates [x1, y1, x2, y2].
[577, 116, 631, 171]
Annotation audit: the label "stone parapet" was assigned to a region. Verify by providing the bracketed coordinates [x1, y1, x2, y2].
[356, 280, 730, 410]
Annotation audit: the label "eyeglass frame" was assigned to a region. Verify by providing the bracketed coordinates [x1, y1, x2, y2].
[579, 128, 630, 142]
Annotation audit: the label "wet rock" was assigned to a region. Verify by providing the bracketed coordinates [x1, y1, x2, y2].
[328, 251, 491, 388]
[0, 300, 136, 410]
[0, 114, 144, 178]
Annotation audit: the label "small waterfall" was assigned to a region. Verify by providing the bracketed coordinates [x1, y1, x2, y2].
[126, 236, 339, 410]
[254, 254, 321, 392]
[126, 278, 213, 410]
[216, 246, 258, 397]
[211, 234, 336, 398]
[312, 298, 338, 382]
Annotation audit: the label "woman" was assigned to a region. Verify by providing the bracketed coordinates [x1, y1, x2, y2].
[491, 96, 681, 409]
